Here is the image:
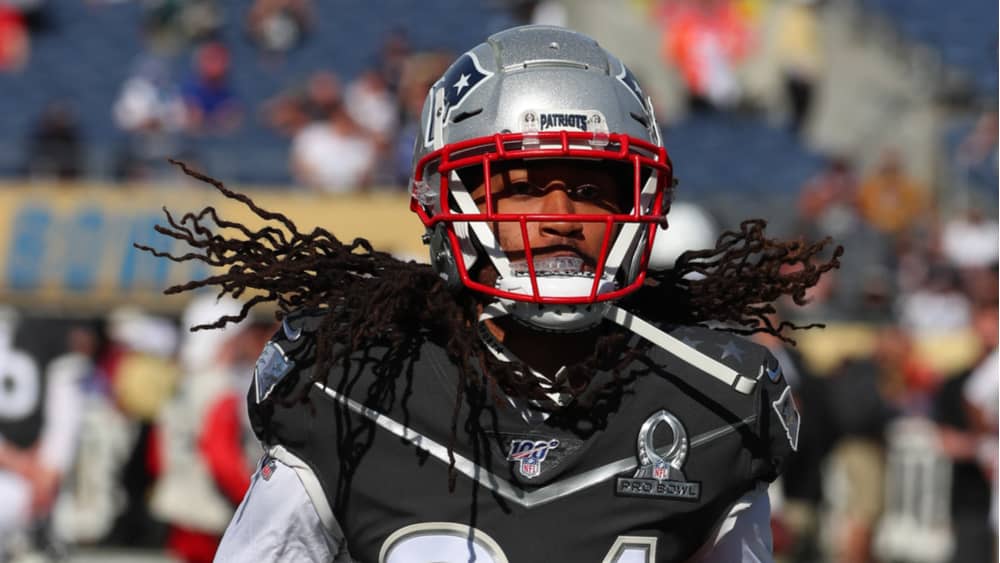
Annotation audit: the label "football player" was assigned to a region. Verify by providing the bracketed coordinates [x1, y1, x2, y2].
[145, 25, 841, 563]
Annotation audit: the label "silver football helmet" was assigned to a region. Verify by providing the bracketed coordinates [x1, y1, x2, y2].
[410, 25, 672, 331]
[408, 26, 759, 395]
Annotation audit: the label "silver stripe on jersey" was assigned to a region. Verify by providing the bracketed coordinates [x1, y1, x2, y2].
[315, 382, 757, 509]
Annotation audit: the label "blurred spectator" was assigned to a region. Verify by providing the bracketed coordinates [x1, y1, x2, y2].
[959, 261, 999, 314]
[113, 56, 187, 181]
[50, 336, 132, 548]
[142, 0, 222, 55]
[821, 354, 896, 563]
[956, 112, 999, 165]
[893, 228, 941, 296]
[182, 41, 242, 135]
[797, 156, 859, 239]
[659, 0, 752, 112]
[896, 265, 972, 335]
[24, 101, 83, 180]
[261, 69, 341, 137]
[874, 327, 938, 416]
[856, 148, 929, 236]
[376, 27, 411, 96]
[151, 296, 266, 563]
[822, 327, 941, 562]
[774, 0, 822, 133]
[954, 111, 999, 198]
[528, 0, 568, 26]
[798, 158, 900, 321]
[507, 0, 568, 26]
[345, 68, 398, 187]
[299, 69, 342, 121]
[246, 0, 311, 55]
[345, 69, 398, 142]
[0, 310, 93, 559]
[940, 208, 999, 270]
[933, 306, 998, 563]
[961, 313, 999, 533]
[290, 101, 377, 192]
[100, 308, 178, 548]
[0, 3, 28, 72]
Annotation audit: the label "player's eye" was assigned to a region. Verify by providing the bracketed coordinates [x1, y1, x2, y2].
[508, 181, 539, 196]
[568, 183, 602, 201]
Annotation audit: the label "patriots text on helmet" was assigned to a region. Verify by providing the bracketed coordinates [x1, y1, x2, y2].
[538, 113, 590, 131]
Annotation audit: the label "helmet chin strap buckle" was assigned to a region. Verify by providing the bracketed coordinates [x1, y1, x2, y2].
[427, 224, 465, 292]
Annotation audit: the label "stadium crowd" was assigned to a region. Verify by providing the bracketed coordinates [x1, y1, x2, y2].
[0, 0, 995, 562]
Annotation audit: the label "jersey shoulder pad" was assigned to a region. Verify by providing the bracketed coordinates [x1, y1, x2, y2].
[252, 308, 326, 405]
[662, 324, 769, 375]
[654, 324, 772, 397]
[654, 325, 799, 477]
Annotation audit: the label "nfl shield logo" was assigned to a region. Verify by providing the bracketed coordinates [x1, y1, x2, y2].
[653, 461, 668, 481]
[521, 460, 540, 478]
[261, 457, 277, 481]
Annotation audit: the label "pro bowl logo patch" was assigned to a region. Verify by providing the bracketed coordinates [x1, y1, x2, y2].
[507, 439, 560, 479]
[616, 410, 701, 501]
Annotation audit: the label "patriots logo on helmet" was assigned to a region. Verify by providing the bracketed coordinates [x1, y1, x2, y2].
[616, 62, 645, 105]
[426, 53, 494, 147]
[441, 52, 493, 108]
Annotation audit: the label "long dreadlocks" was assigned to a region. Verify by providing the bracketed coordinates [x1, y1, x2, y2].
[138, 162, 841, 487]
[140, 158, 843, 385]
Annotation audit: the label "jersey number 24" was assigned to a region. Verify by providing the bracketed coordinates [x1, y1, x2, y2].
[381, 522, 657, 562]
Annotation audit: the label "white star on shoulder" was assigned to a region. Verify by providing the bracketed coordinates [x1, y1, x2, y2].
[719, 341, 745, 362]
[453, 73, 471, 95]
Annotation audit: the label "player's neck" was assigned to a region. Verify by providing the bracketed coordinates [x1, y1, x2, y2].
[480, 315, 600, 378]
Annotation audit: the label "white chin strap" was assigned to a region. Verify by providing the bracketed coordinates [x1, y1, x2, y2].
[494, 273, 617, 331]
[479, 302, 758, 395]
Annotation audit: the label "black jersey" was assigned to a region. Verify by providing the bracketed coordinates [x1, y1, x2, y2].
[247, 310, 799, 563]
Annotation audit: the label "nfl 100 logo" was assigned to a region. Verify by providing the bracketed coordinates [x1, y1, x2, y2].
[507, 439, 560, 479]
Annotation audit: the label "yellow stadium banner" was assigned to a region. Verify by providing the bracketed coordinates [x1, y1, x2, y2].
[0, 182, 426, 313]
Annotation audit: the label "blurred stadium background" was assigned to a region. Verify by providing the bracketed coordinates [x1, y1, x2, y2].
[0, 0, 995, 561]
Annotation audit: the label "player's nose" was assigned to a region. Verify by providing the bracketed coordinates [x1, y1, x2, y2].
[538, 185, 583, 239]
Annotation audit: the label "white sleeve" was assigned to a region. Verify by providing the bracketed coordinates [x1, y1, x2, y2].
[215, 452, 344, 562]
[38, 354, 88, 473]
[963, 349, 998, 423]
[694, 485, 774, 563]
